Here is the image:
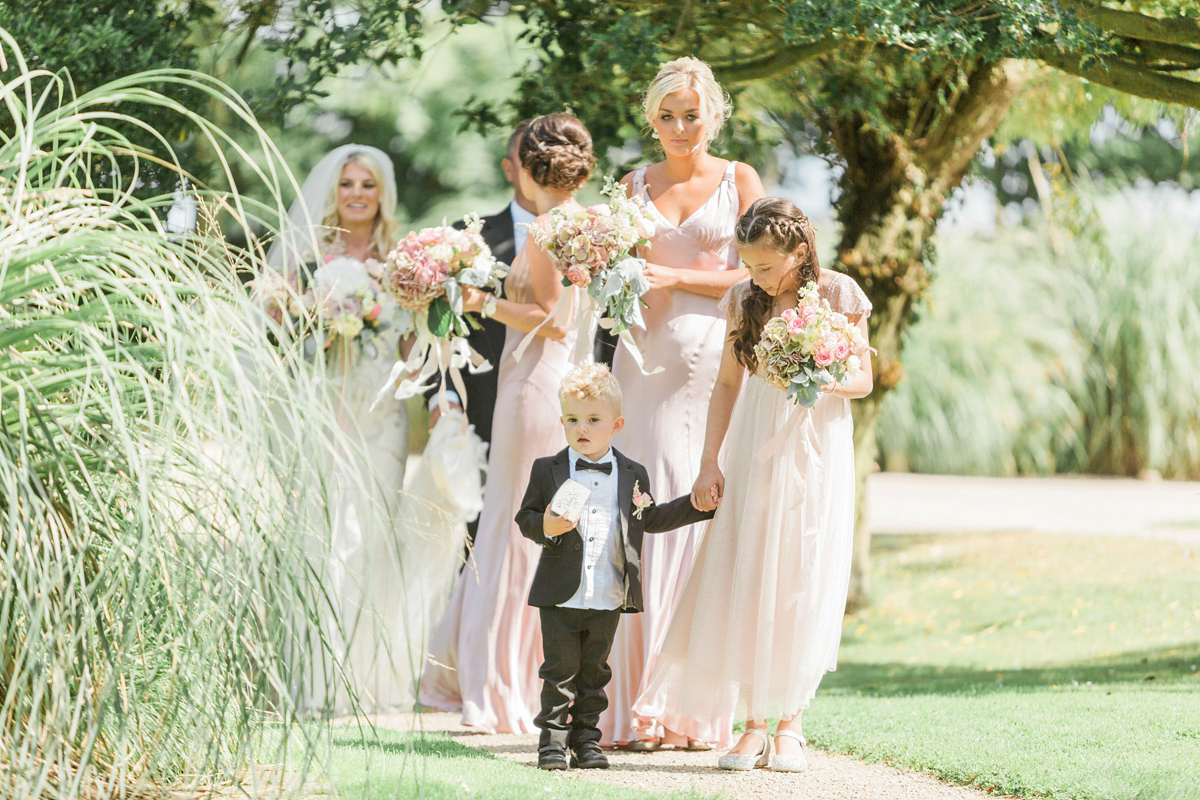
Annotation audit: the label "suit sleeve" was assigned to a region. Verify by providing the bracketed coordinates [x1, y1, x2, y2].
[515, 459, 562, 547]
[637, 465, 716, 533]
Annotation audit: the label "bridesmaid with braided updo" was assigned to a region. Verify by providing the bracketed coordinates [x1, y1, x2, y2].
[419, 114, 595, 734]
[632, 198, 874, 773]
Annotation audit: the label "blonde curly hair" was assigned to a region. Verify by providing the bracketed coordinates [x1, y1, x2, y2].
[558, 363, 623, 415]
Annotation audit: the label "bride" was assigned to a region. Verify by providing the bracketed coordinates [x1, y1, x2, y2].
[266, 144, 413, 714]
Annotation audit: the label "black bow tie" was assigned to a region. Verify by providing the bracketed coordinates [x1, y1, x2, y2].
[575, 459, 612, 474]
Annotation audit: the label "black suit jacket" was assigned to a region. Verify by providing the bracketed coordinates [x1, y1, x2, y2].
[427, 206, 514, 445]
[515, 447, 715, 612]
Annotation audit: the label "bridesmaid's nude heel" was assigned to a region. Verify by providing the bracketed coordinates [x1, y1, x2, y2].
[769, 729, 808, 772]
[717, 728, 770, 770]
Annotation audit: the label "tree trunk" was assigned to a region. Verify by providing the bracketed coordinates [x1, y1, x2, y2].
[823, 57, 1025, 612]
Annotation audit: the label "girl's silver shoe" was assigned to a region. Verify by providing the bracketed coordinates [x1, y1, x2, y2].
[769, 729, 808, 772]
[717, 728, 770, 770]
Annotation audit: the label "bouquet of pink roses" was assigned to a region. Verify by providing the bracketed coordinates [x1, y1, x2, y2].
[249, 267, 304, 333]
[385, 216, 506, 337]
[373, 215, 508, 409]
[754, 282, 868, 408]
[531, 176, 655, 337]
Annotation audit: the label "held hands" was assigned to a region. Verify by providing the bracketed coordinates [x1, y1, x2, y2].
[690, 463, 724, 512]
[542, 507, 577, 538]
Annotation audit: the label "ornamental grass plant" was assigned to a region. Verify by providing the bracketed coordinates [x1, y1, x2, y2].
[878, 194, 1200, 479]
[1, 31, 376, 798]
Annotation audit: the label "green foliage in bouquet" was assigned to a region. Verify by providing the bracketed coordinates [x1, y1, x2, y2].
[0, 31, 369, 799]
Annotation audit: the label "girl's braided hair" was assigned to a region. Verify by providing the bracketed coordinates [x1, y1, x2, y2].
[730, 197, 820, 371]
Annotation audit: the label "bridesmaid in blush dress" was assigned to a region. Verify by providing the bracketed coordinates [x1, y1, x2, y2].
[418, 114, 594, 733]
[634, 198, 874, 772]
[602, 57, 764, 750]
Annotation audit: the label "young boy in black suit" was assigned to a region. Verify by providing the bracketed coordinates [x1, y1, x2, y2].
[515, 363, 714, 771]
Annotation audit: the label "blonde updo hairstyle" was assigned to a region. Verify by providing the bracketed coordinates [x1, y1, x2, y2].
[518, 113, 595, 192]
[320, 151, 399, 259]
[643, 57, 732, 143]
[730, 197, 821, 372]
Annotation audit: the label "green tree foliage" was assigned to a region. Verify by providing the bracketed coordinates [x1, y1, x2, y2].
[0, 0, 205, 173]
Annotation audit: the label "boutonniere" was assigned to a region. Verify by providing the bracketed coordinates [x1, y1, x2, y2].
[632, 481, 653, 520]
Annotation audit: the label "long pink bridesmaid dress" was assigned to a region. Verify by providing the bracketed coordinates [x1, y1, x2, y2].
[418, 246, 575, 733]
[632, 274, 872, 735]
[601, 161, 742, 747]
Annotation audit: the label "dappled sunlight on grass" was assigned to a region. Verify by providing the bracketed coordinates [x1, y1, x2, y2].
[805, 532, 1200, 800]
[840, 533, 1200, 668]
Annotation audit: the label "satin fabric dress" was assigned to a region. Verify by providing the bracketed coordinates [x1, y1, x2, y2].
[418, 245, 576, 733]
[631, 274, 872, 734]
[602, 161, 742, 747]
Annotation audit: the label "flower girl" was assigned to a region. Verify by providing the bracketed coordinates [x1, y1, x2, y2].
[631, 197, 873, 771]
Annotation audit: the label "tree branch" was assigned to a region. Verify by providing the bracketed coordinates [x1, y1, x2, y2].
[1037, 46, 1200, 110]
[1119, 39, 1200, 70]
[1061, 1, 1200, 47]
[707, 38, 842, 83]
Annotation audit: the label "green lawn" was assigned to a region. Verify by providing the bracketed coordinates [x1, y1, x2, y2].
[805, 532, 1200, 800]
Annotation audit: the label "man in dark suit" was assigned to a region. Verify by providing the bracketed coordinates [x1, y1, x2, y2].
[514, 364, 713, 770]
[430, 121, 535, 539]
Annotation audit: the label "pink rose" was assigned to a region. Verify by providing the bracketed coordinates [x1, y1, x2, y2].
[787, 317, 806, 336]
[566, 265, 592, 287]
[814, 348, 834, 367]
[832, 341, 850, 361]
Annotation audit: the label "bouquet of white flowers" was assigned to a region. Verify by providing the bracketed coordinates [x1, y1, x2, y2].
[250, 255, 394, 358]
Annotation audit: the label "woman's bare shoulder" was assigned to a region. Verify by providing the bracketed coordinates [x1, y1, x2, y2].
[732, 161, 765, 199]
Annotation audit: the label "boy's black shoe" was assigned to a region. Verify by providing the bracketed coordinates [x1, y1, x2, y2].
[538, 748, 569, 770]
[570, 743, 610, 769]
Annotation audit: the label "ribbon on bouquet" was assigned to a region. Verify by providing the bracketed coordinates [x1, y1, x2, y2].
[511, 282, 578, 365]
[755, 403, 817, 468]
[369, 316, 492, 416]
[511, 270, 662, 375]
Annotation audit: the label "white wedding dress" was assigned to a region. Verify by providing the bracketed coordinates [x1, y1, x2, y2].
[306, 319, 412, 714]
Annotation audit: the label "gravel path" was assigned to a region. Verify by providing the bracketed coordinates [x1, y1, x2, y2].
[372, 712, 1005, 800]
[867, 472, 1200, 541]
